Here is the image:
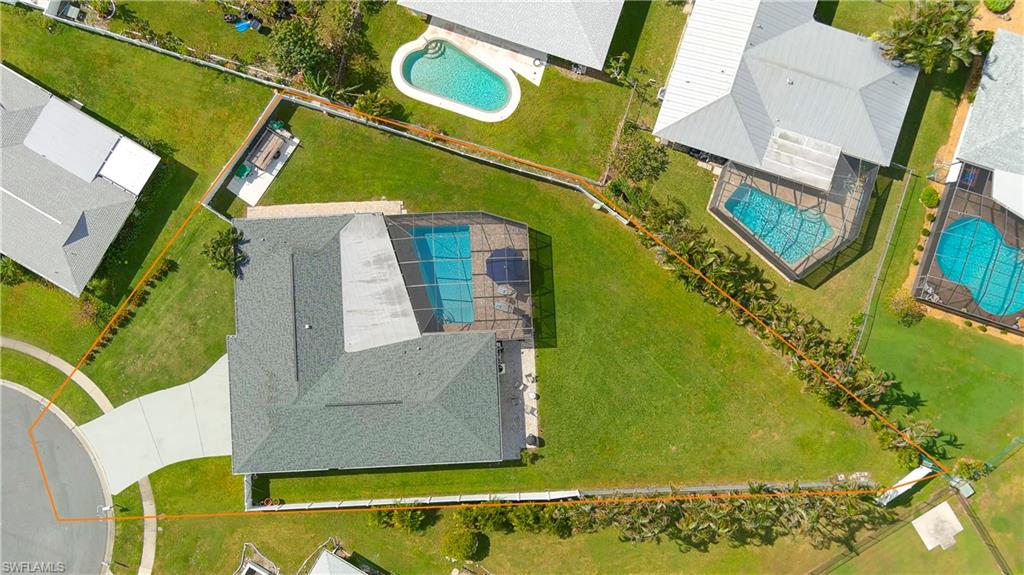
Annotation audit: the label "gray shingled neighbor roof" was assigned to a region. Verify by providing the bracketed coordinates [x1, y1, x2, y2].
[397, 0, 625, 69]
[654, 0, 919, 187]
[0, 65, 140, 296]
[229, 214, 503, 475]
[957, 30, 1024, 175]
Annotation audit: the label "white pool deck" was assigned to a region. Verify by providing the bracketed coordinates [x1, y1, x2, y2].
[227, 134, 300, 206]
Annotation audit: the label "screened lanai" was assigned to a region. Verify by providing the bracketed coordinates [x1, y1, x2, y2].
[708, 156, 878, 280]
[386, 211, 533, 340]
[913, 164, 1024, 331]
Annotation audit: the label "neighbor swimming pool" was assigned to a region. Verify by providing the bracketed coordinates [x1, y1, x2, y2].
[724, 184, 835, 264]
[401, 40, 510, 112]
[412, 225, 474, 324]
[936, 216, 1024, 316]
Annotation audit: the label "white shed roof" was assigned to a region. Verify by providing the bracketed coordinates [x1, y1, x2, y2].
[340, 213, 421, 353]
[23, 97, 120, 182]
[912, 501, 964, 551]
[310, 550, 365, 575]
[98, 137, 161, 195]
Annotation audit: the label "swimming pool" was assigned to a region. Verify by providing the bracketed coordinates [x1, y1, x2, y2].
[724, 184, 835, 264]
[412, 225, 474, 324]
[936, 216, 1024, 316]
[402, 40, 510, 112]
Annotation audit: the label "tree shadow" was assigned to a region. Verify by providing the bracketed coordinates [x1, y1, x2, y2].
[472, 532, 492, 561]
[605, 0, 653, 75]
[529, 228, 557, 349]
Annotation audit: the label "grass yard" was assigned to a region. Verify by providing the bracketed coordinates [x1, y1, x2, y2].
[832, 497, 998, 575]
[109, 0, 271, 63]
[111, 486, 145, 575]
[199, 103, 905, 505]
[0, 349, 103, 424]
[0, 6, 271, 405]
[970, 449, 1024, 573]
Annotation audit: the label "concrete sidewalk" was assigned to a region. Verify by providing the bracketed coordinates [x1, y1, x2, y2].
[80, 355, 232, 494]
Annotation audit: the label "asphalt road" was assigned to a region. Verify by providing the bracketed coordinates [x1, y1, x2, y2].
[2, 386, 108, 574]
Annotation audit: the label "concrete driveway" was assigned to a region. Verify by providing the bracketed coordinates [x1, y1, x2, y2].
[80, 355, 231, 494]
[2, 384, 109, 575]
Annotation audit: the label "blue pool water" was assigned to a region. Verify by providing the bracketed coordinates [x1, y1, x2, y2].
[724, 184, 835, 264]
[936, 216, 1024, 316]
[402, 40, 510, 112]
[412, 225, 474, 324]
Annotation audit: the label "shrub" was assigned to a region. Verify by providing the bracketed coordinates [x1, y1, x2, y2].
[954, 457, 990, 480]
[920, 188, 941, 209]
[353, 90, 394, 118]
[912, 259, 920, 266]
[978, 324, 988, 333]
[612, 127, 670, 184]
[451, 507, 511, 533]
[877, 0, 988, 74]
[366, 507, 430, 532]
[964, 320, 973, 327]
[916, 244, 925, 252]
[0, 256, 28, 287]
[441, 528, 479, 561]
[270, 19, 331, 76]
[984, 0, 1015, 13]
[921, 228, 931, 237]
[202, 228, 246, 276]
[926, 212, 937, 222]
[888, 290, 926, 327]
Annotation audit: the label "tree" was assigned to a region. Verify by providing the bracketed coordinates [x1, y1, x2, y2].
[888, 289, 926, 327]
[440, 528, 479, 561]
[202, 228, 246, 276]
[612, 127, 670, 184]
[920, 187, 941, 209]
[605, 51, 630, 83]
[270, 19, 331, 76]
[953, 457, 990, 480]
[353, 90, 394, 117]
[876, 0, 989, 74]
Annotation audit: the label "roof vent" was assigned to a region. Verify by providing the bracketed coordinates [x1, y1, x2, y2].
[787, 78, 794, 86]
[304, 324, 312, 330]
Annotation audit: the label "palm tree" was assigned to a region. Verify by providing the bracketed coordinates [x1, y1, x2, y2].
[876, 0, 990, 74]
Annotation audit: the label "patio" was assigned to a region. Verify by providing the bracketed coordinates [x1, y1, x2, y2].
[226, 125, 300, 206]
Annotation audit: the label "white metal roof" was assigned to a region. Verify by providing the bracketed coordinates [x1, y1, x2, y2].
[340, 214, 421, 353]
[310, 551, 365, 575]
[23, 97, 120, 182]
[397, 0, 625, 68]
[654, 0, 918, 185]
[992, 169, 1024, 219]
[877, 465, 932, 506]
[98, 137, 160, 195]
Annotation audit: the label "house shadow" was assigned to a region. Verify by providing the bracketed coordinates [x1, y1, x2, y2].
[606, 0, 653, 75]
[529, 228, 557, 349]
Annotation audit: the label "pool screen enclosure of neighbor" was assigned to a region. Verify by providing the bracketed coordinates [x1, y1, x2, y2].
[914, 164, 1024, 332]
[386, 211, 533, 341]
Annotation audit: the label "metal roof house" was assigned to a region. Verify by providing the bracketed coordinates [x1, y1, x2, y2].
[913, 30, 1024, 332]
[653, 0, 919, 280]
[1, 65, 160, 296]
[228, 211, 533, 475]
[397, 0, 626, 69]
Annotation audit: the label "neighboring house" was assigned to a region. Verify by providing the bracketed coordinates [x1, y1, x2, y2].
[913, 30, 1024, 332]
[0, 0, 62, 16]
[0, 65, 160, 296]
[397, 0, 626, 69]
[653, 0, 919, 279]
[228, 211, 533, 476]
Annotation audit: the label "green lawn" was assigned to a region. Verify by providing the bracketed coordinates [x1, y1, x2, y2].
[971, 449, 1024, 573]
[832, 497, 998, 575]
[109, 0, 271, 63]
[0, 349, 103, 424]
[111, 486, 145, 575]
[1, 6, 271, 405]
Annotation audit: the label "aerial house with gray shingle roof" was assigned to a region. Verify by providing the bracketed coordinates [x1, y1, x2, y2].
[653, 0, 919, 280]
[228, 211, 533, 475]
[1, 65, 160, 296]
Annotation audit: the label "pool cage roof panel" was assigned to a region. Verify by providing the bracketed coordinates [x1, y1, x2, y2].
[385, 211, 533, 341]
[708, 156, 878, 280]
[913, 164, 1024, 331]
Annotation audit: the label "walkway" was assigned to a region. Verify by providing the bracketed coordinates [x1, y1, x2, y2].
[80, 355, 232, 494]
[1, 337, 158, 575]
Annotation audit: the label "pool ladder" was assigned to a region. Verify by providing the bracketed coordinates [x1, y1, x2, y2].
[424, 39, 445, 59]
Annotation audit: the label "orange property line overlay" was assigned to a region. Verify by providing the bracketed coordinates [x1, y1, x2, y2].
[25, 88, 948, 524]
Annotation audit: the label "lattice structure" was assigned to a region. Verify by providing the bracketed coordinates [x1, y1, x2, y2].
[913, 164, 1024, 331]
[386, 211, 533, 340]
[708, 157, 878, 280]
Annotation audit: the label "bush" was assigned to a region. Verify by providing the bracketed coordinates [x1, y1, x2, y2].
[978, 324, 988, 333]
[888, 290, 926, 327]
[0, 256, 28, 287]
[912, 258, 920, 266]
[954, 457, 990, 480]
[920, 188, 941, 209]
[964, 320, 973, 327]
[612, 127, 670, 184]
[926, 212, 937, 222]
[895, 447, 921, 470]
[270, 19, 331, 76]
[441, 528, 479, 561]
[916, 244, 925, 252]
[921, 228, 931, 237]
[366, 507, 430, 532]
[984, 0, 1015, 13]
[353, 90, 394, 118]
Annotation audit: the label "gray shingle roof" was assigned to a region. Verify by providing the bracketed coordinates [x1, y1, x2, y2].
[397, 0, 625, 68]
[654, 0, 919, 182]
[0, 65, 142, 296]
[957, 30, 1024, 175]
[229, 214, 503, 475]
